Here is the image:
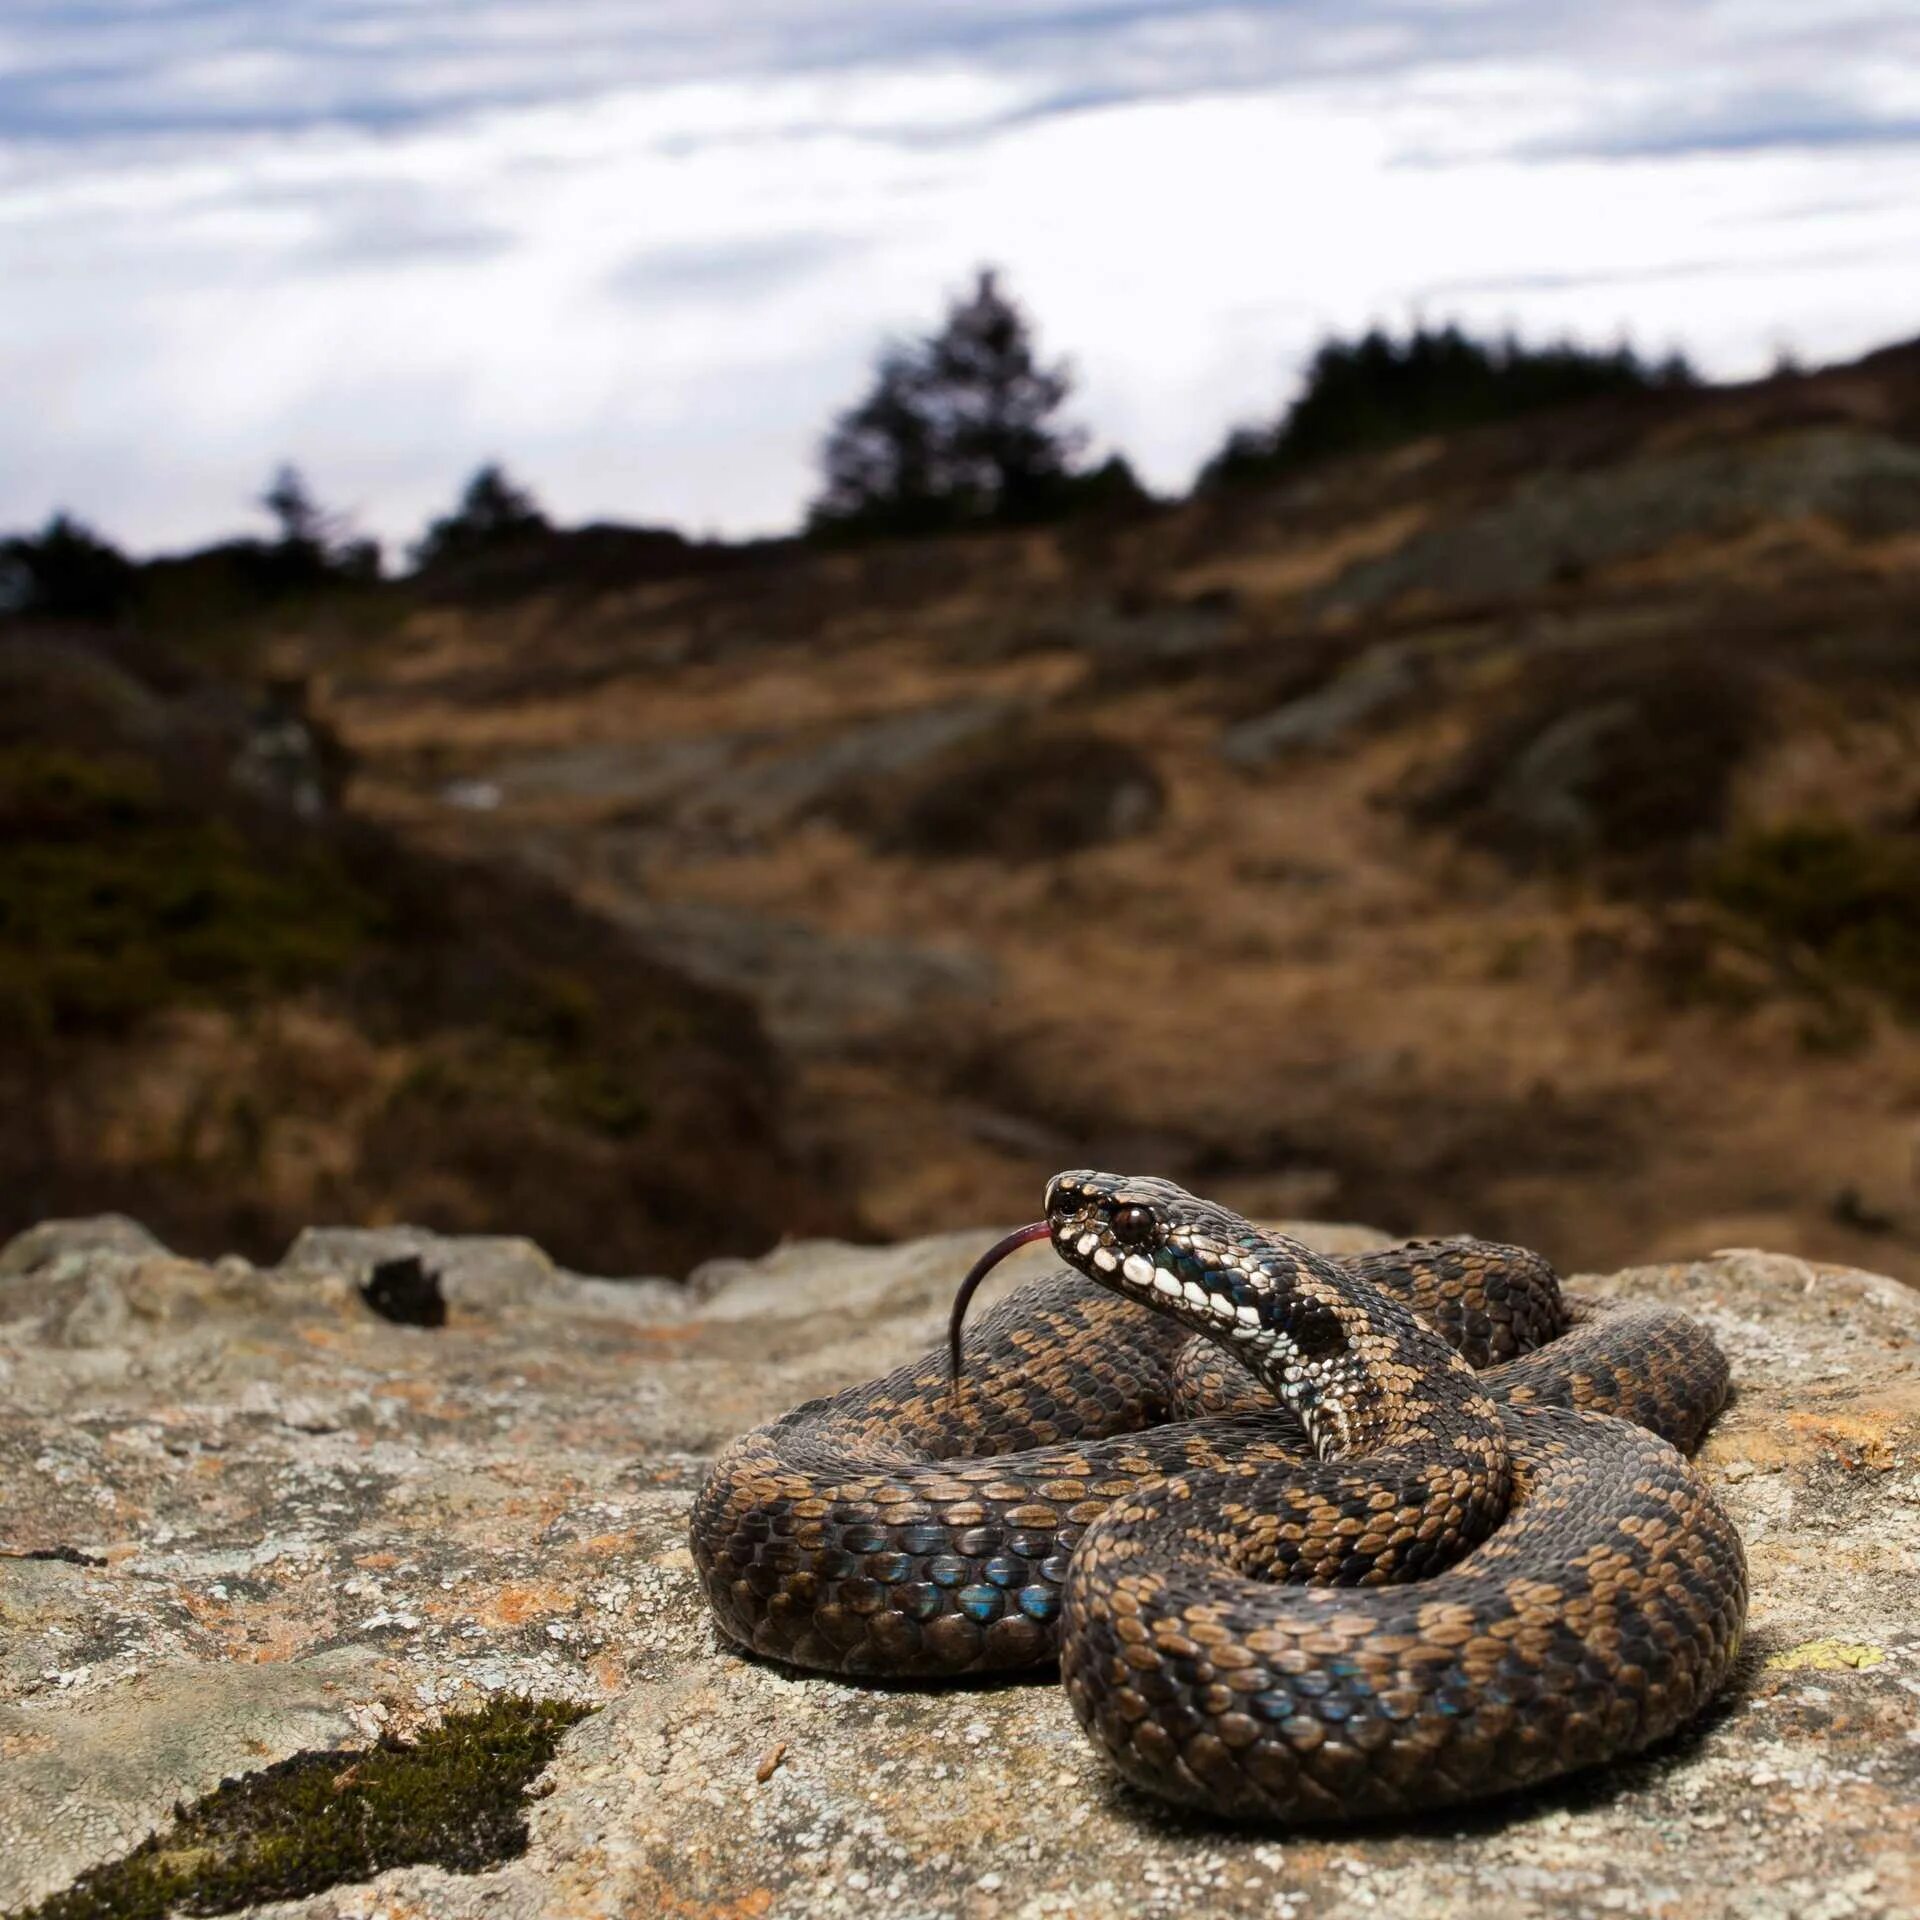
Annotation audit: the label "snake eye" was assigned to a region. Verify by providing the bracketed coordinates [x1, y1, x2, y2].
[1110, 1203, 1155, 1245]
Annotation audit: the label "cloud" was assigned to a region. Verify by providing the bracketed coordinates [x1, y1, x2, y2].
[16, 3, 1904, 150]
[3, 3, 1920, 552]
[1412, 244, 1893, 303]
[604, 232, 872, 306]
[1526, 86, 1920, 162]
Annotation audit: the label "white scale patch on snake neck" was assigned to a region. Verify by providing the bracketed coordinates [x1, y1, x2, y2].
[1122, 1253, 1156, 1289]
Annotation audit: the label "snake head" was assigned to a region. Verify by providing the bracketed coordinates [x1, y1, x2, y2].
[1043, 1170, 1284, 1334]
[949, 1171, 1331, 1379]
[1047, 1171, 1371, 1446]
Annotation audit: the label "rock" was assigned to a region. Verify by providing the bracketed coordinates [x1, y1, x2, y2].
[1311, 426, 1920, 617]
[0, 1649, 388, 1908]
[842, 728, 1166, 861]
[602, 896, 995, 1056]
[0, 1215, 166, 1278]
[1400, 642, 1764, 880]
[1220, 644, 1423, 767]
[2, 1220, 1918, 1918]
[278, 1226, 569, 1313]
[1021, 592, 1243, 670]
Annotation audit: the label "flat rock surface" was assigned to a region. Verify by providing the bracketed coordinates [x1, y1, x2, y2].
[2, 1217, 1917, 1918]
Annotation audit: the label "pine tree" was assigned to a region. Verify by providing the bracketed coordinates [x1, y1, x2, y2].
[0, 512, 137, 622]
[412, 464, 549, 570]
[1199, 324, 1699, 490]
[257, 465, 380, 583]
[809, 269, 1087, 538]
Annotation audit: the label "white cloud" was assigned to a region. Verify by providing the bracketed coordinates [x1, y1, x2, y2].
[1, 4, 1917, 552]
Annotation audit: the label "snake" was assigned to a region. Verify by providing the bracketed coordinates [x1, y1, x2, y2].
[690, 1172, 1747, 1821]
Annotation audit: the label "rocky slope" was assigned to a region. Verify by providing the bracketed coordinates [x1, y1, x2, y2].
[0, 639, 845, 1274]
[307, 341, 1920, 1283]
[3, 1214, 1916, 1919]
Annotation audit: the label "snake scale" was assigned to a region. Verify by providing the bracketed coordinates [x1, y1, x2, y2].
[691, 1173, 1747, 1821]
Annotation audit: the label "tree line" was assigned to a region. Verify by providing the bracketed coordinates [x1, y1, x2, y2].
[1, 267, 1699, 622]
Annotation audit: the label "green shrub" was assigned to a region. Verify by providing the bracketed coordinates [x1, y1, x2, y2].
[1709, 821, 1920, 1012]
[0, 747, 381, 1034]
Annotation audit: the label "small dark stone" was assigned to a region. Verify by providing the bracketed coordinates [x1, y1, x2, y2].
[359, 1256, 447, 1329]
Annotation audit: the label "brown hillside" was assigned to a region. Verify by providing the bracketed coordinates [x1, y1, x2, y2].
[0, 636, 843, 1273]
[262, 341, 1920, 1283]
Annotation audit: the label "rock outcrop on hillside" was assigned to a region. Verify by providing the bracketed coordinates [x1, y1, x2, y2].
[2, 1217, 1917, 1918]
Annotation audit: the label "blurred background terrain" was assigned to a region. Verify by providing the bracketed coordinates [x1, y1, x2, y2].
[6, 5, 1920, 1282]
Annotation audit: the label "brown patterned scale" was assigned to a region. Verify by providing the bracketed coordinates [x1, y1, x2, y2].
[689, 1174, 1746, 1821]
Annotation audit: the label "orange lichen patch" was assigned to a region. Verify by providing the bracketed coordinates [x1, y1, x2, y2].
[374, 1380, 472, 1418]
[477, 1583, 574, 1627]
[355, 1552, 402, 1569]
[617, 1322, 705, 1349]
[578, 1532, 637, 1556]
[1786, 1407, 1910, 1471]
[173, 1589, 239, 1631]
[245, 1619, 315, 1665]
[296, 1325, 357, 1354]
[1711, 1382, 1920, 1472]
[628, 1874, 776, 1920]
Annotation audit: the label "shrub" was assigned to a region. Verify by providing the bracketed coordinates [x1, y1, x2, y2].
[1402, 645, 1764, 886]
[1709, 822, 1920, 1013]
[1201, 324, 1697, 489]
[0, 747, 382, 1034]
[0, 513, 138, 623]
[840, 729, 1164, 862]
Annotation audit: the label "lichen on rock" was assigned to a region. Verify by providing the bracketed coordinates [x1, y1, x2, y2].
[2, 1216, 1918, 1918]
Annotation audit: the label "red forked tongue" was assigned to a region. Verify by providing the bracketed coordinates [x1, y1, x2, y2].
[948, 1221, 1052, 1392]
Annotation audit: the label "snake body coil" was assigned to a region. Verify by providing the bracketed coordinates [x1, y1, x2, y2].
[691, 1173, 1746, 1821]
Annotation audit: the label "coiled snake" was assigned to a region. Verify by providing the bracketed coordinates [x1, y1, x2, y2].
[691, 1173, 1747, 1821]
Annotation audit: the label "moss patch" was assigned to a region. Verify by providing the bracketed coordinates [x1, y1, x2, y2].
[10, 1696, 592, 1920]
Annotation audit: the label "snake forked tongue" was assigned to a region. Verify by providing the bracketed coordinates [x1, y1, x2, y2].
[949, 1221, 1053, 1391]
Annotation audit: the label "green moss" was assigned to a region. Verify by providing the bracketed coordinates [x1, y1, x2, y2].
[0, 747, 382, 1035]
[10, 1697, 593, 1920]
[1708, 821, 1920, 1014]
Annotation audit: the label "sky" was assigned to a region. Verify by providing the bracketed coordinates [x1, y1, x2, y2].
[3, 2, 1919, 557]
